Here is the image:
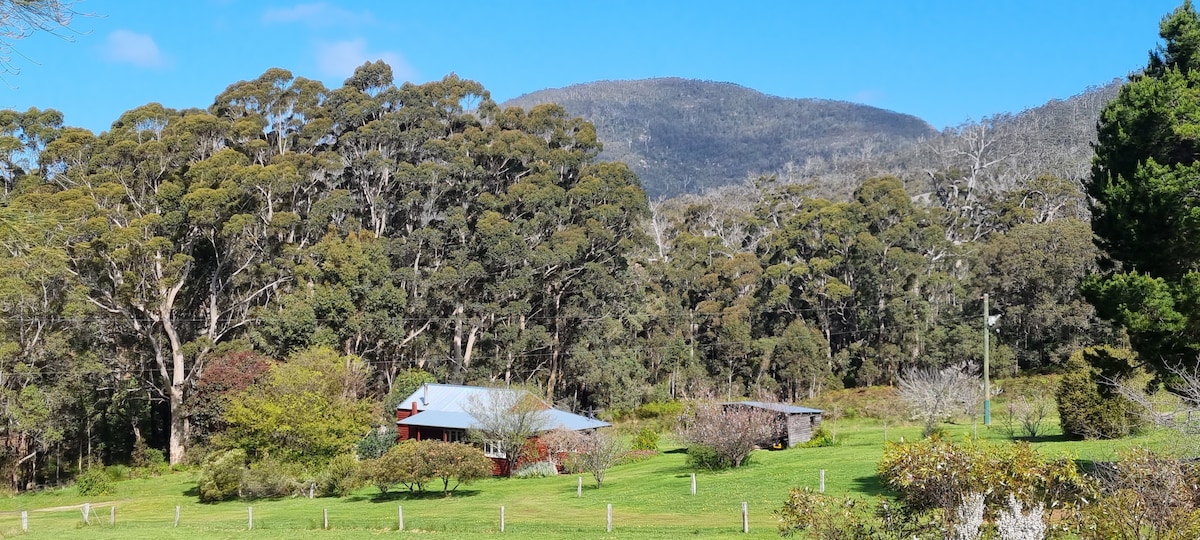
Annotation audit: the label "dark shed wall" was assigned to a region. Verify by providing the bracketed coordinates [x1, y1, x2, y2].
[785, 413, 822, 447]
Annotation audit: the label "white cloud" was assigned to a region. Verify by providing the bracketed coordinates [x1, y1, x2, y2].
[263, 3, 373, 27]
[100, 30, 167, 68]
[315, 39, 417, 83]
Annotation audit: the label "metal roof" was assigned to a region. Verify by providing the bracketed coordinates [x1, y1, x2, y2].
[397, 410, 476, 429]
[725, 401, 823, 414]
[396, 383, 610, 431]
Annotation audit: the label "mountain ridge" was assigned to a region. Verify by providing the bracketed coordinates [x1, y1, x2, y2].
[501, 77, 938, 198]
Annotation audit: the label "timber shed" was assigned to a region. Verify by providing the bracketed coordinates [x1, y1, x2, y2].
[723, 401, 823, 448]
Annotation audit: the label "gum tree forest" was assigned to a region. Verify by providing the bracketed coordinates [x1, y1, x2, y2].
[0, 57, 1120, 487]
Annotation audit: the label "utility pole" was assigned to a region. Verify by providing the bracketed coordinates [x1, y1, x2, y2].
[983, 293, 991, 426]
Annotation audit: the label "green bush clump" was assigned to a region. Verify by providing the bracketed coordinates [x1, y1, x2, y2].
[241, 458, 301, 499]
[630, 427, 659, 451]
[1056, 347, 1143, 439]
[317, 454, 363, 497]
[197, 449, 246, 502]
[104, 464, 131, 481]
[132, 439, 168, 477]
[76, 466, 114, 496]
[356, 425, 397, 460]
[801, 426, 838, 448]
[686, 445, 730, 470]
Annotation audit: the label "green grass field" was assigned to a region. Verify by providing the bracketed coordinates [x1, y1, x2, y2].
[0, 415, 1178, 539]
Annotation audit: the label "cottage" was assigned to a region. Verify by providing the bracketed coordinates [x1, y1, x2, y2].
[723, 401, 823, 448]
[395, 383, 609, 474]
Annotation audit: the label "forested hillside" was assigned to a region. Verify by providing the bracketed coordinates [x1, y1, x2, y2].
[503, 78, 937, 198]
[503, 77, 1121, 201]
[0, 61, 1126, 491]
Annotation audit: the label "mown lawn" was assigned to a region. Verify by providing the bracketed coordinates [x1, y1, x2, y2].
[0, 417, 1175, 539]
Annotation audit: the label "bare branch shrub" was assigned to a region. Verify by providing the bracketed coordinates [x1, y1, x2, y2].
[1000, 396, 1052, 438]
[580, 429, 624, 488]
[1081, 447, 1200, 538]
[1112, 363, 1200, 434]
[898, 364, 980, 437]
[677, 401, 781, 468]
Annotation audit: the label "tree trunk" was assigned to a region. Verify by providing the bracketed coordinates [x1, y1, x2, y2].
[168, 383, 185, 465]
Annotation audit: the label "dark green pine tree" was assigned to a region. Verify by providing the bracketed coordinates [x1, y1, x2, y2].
[1085, 0, 1200, 380]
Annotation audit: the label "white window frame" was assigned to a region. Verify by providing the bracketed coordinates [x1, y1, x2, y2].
[483, 440, 506, 459]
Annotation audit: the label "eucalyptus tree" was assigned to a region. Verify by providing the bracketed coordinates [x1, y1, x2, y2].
[0, 186, 94, 489]
[42, 103, 296, 464]
[973, 219, 1106, 370]
[848, 177, 948, 384]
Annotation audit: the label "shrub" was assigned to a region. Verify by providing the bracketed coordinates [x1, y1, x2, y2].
[317, 454, 363, 497]
[355, 425, 396, 460]
[1078, 447, 1200, 539]
[685, 444, 726, 470]
[422, 441, 493, 494]
[878, 437, 1094, 531]
[801, 426, 838, 448]
[362, 440, 490, 494]
[999, 396, 1052, 439]
[76, 467, 114, 496]
[1056, 348, 1143, 439]
[241, 458, 301, 499]
[132, 439, 168, 477]
[197, 449, 246, 502]
[513, 461, 559, 479]
[540, 428, 584, 472]
[362, 440, 427, 493]
[104, 464, 131, 481]
[630, 427, 659, 451]
[776, 488, 921, 538]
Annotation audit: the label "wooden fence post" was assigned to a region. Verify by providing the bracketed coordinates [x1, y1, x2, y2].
[742, 501, 748, 533]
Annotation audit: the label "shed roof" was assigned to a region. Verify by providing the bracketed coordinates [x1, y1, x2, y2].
[396, 383, 609, 432]
[725, 401, 823, 415]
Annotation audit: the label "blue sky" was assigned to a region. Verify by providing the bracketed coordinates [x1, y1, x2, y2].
[1, 0, 1185, 133]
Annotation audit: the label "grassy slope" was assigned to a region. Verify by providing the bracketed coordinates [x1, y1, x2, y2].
[0, 419, 1175, 539]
